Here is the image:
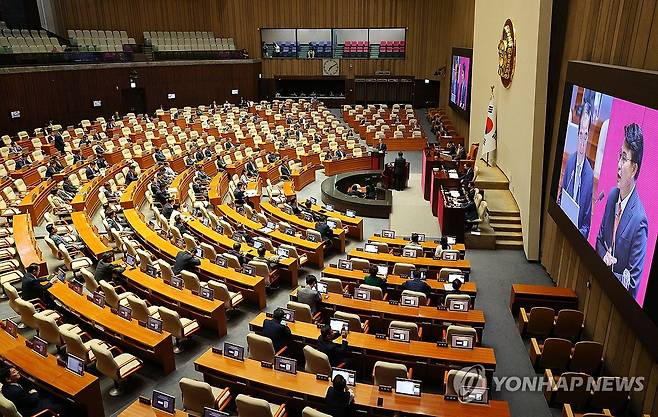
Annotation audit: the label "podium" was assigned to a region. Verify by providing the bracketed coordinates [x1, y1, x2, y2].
[371, 151, 385, 171]
[382, 161, 410, 190]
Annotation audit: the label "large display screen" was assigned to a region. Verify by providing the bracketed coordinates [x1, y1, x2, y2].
[556, 84, 658, 307]
[449, 48, 472, 116]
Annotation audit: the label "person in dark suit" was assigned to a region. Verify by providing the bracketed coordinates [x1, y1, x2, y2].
[324, 374, 354, 417]
[173, 215, 190, 237]
[317, 324, 349, 367]
[315, 220, 334, 243]
[85, 163, 98, 180]
[227, 242, 247, 266]
[279, 164, 291, 181]
[560, 102, 595, 238]
[244, 158, 258, 177]
[44, 159, 58, 179]
[94, 252, 125, 283]
[262, 308, 292, 352]
[335, 148, 346, 159]
[393, 152, 406, 190]
[595, 123, 648, 299]
[173, 249, 201, 275]
[1, 366, 66, 416]
[233, 182, 246, 205]
[54, 132, 65, 154]
[15, 153, 31, 169]
[460, 166, 475, 186]
[401, 274, 431, 297]
[375, 138, 387, 154]
[21, 264, 51, 303]
[215, 155, 227, 172]
[125, 166, 138, 185]
[454, 143, 467, 160]
[154, 148, 167, 163]
[194, 147, 205, 161]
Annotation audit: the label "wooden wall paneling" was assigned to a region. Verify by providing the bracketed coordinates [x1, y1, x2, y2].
[647, 363, 658, 416]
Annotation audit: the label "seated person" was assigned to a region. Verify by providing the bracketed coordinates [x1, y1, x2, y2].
[106, 210, 129, 234]
[215, 155, 227, 171]
[325, 373, 354, 417]
[194, 147, 205, 161]
[49, 189, 72, 211]
[1, 366, 66, 416]
[173, 215, 190, 237]
[203, 147, 212, 158]
[233, 182, 246, 206]
[317, 324, 349, 367]
[298, 275, 322, 314]
[85, 163, 98, 180]
[184, 154, 196, 168]
[44, 159, 61, 179]
[401, 273, 432, 297]
[227, 242, 247, 266]
[232, 224, 254, 245]
[62, 178, 78, 196]
[195, 166, 211, 183]
[173, 248, 201, 275]
[15, 153, 32, 169]
[454, 143, 466, 160]
[363, 264, 387, 292]
[154, 147, 167, 163]
[266, 152, 278, 164]
[315, 220, 334, 243]
[434, 236, 452, 258]
[365, 183, 376, 199]
[347, 184, 364, 198]
[279, 163, 292, 180]
[192, 177, 207, 198]
[93, 141, 105, 157]
[94, 252, 126, 283]
[125, 165, 139, 185]
[56, 184, 74, 203]
[263, 308, 292, 352]
[161, 199, 174, 220]
[460, 166, 475, 186]
[96, 157, 108, 169]
[335, 147, 346, 159]
[21, 263, 53, 303]
[151, 182, 169, 205]
[404, 233, 423, 250]
[244, 158, 259, 177]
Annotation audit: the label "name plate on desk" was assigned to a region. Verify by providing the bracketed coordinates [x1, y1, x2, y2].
[378, 385, 393, 392]
[444, 395, 459, 401]
[260, 361, 273, 369]
[437, 304, 447, 310]
[211, 346, 222, 355]
[375, 333, 387, 340]
[342, 293, 353, 299]
[437, 341, 448, 347]
[388, 300, 399, 305]
[316, 374, 329, 381]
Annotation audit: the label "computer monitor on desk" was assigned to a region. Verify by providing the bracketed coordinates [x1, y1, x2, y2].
[203, 407, 229, 417]
[66, 354, 85, 376]
[332, 368, 356, 386]
[223, 342, 245, 361]
[395, 378, 421, 397]
[330, 318, 349, 333]
[448, 298, 470, 312]
[274, 356, 297, 374]
[450, 333, 475, 349]
[338, 259, 352, 270]
[327, 220, 337, 229]
[382, 229, 395, 238]
[152, 390, 175, 414]
[364, 244, 378, 253]
[376, 265, 388, 276]
[458, 387, 488, 404]
[402, 248, 417, 258]
[354, 287, 371, 301]
[388, 327, 411, 342]
[316, 281, 328, 294]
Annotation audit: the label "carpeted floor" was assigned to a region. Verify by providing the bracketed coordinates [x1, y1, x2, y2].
[0, 109, 560, 417]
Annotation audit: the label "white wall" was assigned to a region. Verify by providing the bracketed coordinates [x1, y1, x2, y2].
[469, 0, 552, 260]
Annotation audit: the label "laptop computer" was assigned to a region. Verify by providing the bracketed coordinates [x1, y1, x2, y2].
[402, 248, 417, 258]
[125, 254, 136, 267]
[203, 407, 229, 417]
[316, 281, 328, 294]
[376, 265, 388, 277]
[448, 299, 470, 312]
[329, 318, 349, 334]
[281, 308, 295, 323]
[277, 247, 290, 258]
[326, 220, 337, 229]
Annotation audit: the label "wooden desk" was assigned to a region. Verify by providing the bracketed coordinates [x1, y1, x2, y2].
[291, 165, 316, 191]
[437, 187, 466, 244]
[368, 235, 466, 255]
[186, 217, 299, 288]
[118, 400, 187, 417]
[249, 313, 496, 382]
[71, 211, 113, 259]
[260, 201, 346, 253]
[48, 281, 176, 374]
[71, 160, 128, 212]
[195, 352, 509, 417]
[17, 180, 55, 225]
[0, 329, 104, 417]
[122, 266, 227, 337]
[509, 284, 578, 314]
[323, 155, 372, 176]
[290, 288, 485, 341]
[216, 204, 325, 267]
[207, 170, 230, 208]
[347, 248, 471, 276]
[421, 149, 445, 200]
[13, 213, 48, 276]
[303, 199, 364, 241]
[10, 161, 45, 187]
[124, 209, 267, 309]
[321, 266, 477, 305]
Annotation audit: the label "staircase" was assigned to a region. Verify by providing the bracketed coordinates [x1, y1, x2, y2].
[489, 211, 523, 250]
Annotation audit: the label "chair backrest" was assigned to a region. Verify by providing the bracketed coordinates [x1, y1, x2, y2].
[159, 306, 183, 338]
[373, 361, 408, 387]
[200, 243, 217, 260]
[16, 298, 39, 329]
[179, 377, 215, 414]
[34, 312, 63, 345]
[80, 267, 99, 292]
[248, 260, 270, 278]
[401, 289, 427, 305]
[302, 406, 332, 417]
[372, 242, 389, 253]
[222, 253, 242, 270]
[319, 277, 343, 294]
[554, 372, 591, 409]
[334, 311, 363, 332]
[60, 328, 91, 364]
[539, 338, 573, 371]
[438, 268, 461, 281]
[181, 270, 200, 292]
[127, 295, 152, 323]
[137, 249, 153, 272]
[0, 392, 21, 417]
[392, 262, 415, 277]
[350, 257, 370, 271]
[89, 343, 119, 381]
[446, 325, 477, 344]
[553, 309, 584, 340]
[388, 320, 419, 341]
[589, 376, 630, 413]
[303, 345, 332, 376]
[527, 306, 556, 338]
[445, 369, 487, 396]
[99, 280, 121, 309]
[569, 341, 603, 375]
[247, 332, 276, 362]
[358, 283, 384, 301]
[287, 300, 313, 323]
[236, 394, 274, 417]
[158, 260, 175, 282]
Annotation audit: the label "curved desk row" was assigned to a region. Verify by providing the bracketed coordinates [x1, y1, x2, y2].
[368, 234, 466, 255]
[195, 352, 509, 417]
[322, 154, 373, 176]
[347, 248, 471, 277]
[48, 281, 176, 374]
[13, 213, 48, 276]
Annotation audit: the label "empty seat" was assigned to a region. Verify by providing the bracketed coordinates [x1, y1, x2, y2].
[235, 394, 287, 417]
[179, 377, 231, 415]
[247, 332, 285, 363]
[159, 306, 200, 353]
[518, 306, 555, 338]
[569, 341, 603, 375]
[90, 343, 143, 396]
[529, 337, 573, 372]
[373, 361, 411, 387]
[553, 309, 584, 341]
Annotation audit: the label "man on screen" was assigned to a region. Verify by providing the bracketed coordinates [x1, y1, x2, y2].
[596, 123, 648, 298]
[458, 63, 467, 108]
[561, 102, 595, 238]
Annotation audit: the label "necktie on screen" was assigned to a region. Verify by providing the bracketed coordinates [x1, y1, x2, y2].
[573, 164, 582, 200]
[612, 200, 622, 254]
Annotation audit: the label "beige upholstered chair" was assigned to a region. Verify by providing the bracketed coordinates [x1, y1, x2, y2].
[303, 345, 332, 376]
[15, 298, 60, 330]
[444, 369, 487, 397]
[181, 270, 204, 292]
[80, 267, 99, 293]
[99, 280, 133, 309]
[60, 327, 109, 365]
[127, 295, 160, 323]
[373, 361, 411, 387]
[401, 289, 428, 306]
[207, 280, 244, 310]
[438, 267, 462, 281]
[392, 262, 415, 277]
[179, 377, 231, 416]
[334, 311, 369, 333]
[388, 320, 421, 341]
[350, 257, 370, 271]
[319, 277, 344, 294]
[445, 324, 477, 345]
[90, 342, 143, 396]
[358, 283, 385, 301]
[33, 312, 81, 351]
[158, 306, 200, 353]
[235, 394, 287, 417]
[287, 300, 320, 323]
[247, 332, 287, 362]
[302, 406, 332, 417]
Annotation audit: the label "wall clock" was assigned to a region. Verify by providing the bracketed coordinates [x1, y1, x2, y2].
[498, 19, 516, 88]
[323, 59, 340, 76]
